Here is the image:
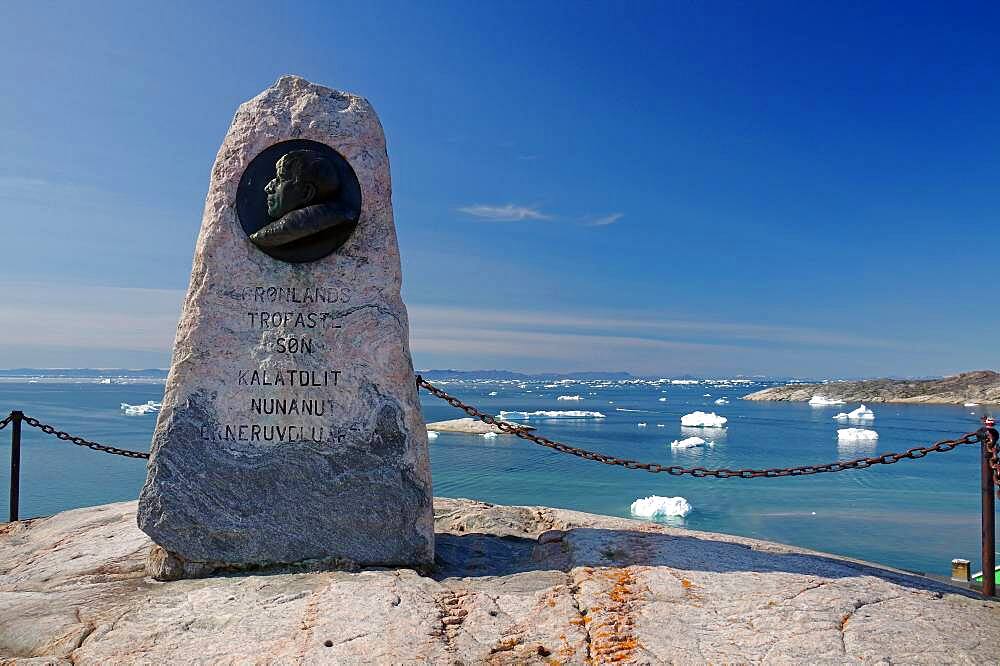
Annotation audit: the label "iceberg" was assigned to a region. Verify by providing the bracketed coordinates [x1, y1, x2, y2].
[809, 395, 845, 406]
[670, 436, 712, 449]
[488, 391, 498, 396]
[557, 395, 582, 401]
[833, 405, 875, 421]
[671, 380, 699, 385]
[703, 393, 712, 397]
[630, 495, 692, 518]
[498, 410, 606, 420]
[120, 400, 161, 416]
[965, 402, 979, 407]
[714, 397, 729, 405]
[837, 428, 879, 442]
[680, 411, 727, 427]
[426, 431, 439, 440]
[481, 432, 498, 439]
[637, 422, 647, 427]
[658, 397, 667, 402]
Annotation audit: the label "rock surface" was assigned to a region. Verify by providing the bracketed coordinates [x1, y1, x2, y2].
[137, 75, 433, 570]
[426, 417, 535, 435]
[744, 370, 1000, 405]
[3, 498, 999, 664]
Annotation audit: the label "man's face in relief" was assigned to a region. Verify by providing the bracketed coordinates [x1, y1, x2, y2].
[265, 155, 313, 219]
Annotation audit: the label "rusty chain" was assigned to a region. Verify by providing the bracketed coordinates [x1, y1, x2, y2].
[984, 427, 1000, 491]
[416, 376, 991, 479]
[16, 414, 150, 459]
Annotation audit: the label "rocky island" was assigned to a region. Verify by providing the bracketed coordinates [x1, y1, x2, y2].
[743, 370, 1000, 405]
[3, 498, 999, 663]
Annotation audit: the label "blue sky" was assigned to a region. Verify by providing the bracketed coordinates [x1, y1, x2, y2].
[1, 2, 998, 377]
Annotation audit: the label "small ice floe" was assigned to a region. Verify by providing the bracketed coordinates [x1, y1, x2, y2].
[482, 432, 498, 439]
[680, 411, 728, 428]
[498, 410, 606, 420]
[809, 395, 845, 406]
[630, 495, 692, 518]
[965, 402, 979, 407]
[714, 397, 729, 405]
[557, 395, 582, 401]
[837, 428, 879, 442]
[616, 408, 643, 413]
[670, 436, 713, 449]
[120, 400, 161, 416]
[637, 422, 648, 427]
[427, 431, 439, 440]
[833, 405, 875, 422]
[98, 378, 112, 384]
[658, 397, 667, 402]
[703, 393, 712, 397]
[488, 391, 498, 396]
[656, 424, 665, 428]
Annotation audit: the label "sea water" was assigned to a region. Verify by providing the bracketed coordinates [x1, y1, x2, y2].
[0, 376, 992, 578]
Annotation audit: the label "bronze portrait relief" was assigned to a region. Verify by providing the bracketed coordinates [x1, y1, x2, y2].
[236, 139, 362, 263]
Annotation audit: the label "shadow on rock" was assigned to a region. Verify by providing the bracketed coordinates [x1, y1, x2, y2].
[432, 527, 980, 599]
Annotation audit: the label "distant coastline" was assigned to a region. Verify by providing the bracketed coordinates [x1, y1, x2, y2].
[743, 370, 1000, 405]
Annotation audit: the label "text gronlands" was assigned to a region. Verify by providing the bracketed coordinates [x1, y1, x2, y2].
[206, 284, 351, 444]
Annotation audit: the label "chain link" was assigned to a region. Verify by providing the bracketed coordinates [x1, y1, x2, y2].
[416, 376, 986, 478]
[0, 412, 12, 430]
[983, 427, 1000, 497]
[19, 414, 150, 459]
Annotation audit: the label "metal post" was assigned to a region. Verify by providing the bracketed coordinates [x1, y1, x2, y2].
[9, 411, 22, 523]
[981, 428, 996, 597]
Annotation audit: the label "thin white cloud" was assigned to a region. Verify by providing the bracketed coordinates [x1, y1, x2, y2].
[407, 305, 922, 351]
[457, 204, 552, 221]
[586, 212, 624, 226]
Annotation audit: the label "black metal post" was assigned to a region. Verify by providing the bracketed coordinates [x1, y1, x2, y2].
[982, 428, 996, 597]
[9, 411, 22, 523]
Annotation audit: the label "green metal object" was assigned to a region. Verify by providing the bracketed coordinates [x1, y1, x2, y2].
[972, 566, 1000, 584]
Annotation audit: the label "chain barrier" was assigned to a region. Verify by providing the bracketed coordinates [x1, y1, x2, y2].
[14, 414, 150, 459]
[0, 412, 12, 430]
[985, 427, 1000, 492]
[416, 376, 990, 480]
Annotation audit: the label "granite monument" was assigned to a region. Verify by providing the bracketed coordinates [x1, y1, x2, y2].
[137, 75, 433, 579]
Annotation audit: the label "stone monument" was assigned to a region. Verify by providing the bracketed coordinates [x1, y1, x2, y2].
[137, 75, 434, 579]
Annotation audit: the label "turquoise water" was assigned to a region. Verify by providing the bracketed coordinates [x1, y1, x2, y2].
[0, 377, 993, 578]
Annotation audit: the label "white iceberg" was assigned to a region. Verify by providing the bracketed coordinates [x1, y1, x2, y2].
[658, 397, 667, 402]
[656, 424, 665, 427]
[120, 400, 161, 416]
[833, 405, 875, 421]
[637, 422, 647, 427]
[557, 395, 582, 401]
[680, 411, 728, 427]
[670, 436, 712, 449]
[482, 432, 498, 439]
[703, 393, 712, 397]
[965, 402, 979, 407]
[488, 391, 498, 396]
[809, 395, 845, 406]
[498, 410, 606, 420]
[98, 378, 112, 384]
[714, 398, 729, 405]
[671, 380, 699, 385]
[630, 495, 692, 518]
[426, 431, 439, 440]
[837, 428, 879, 441]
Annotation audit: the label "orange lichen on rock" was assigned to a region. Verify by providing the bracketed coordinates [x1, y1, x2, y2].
[585, 568, 642, 663]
